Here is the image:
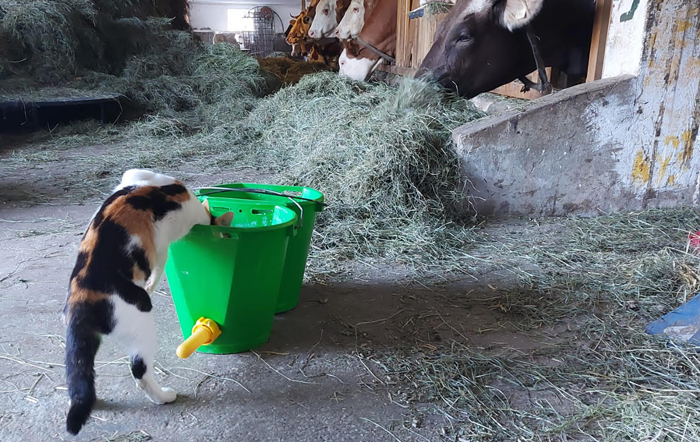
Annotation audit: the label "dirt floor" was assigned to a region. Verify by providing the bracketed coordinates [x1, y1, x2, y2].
[1, 133, 699, 442]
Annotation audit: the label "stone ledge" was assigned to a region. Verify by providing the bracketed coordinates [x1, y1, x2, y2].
[452, 75, 647, 217]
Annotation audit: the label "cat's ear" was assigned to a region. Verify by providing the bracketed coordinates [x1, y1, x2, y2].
[202, 199, 233, 226]
[214, 212, 234, 227]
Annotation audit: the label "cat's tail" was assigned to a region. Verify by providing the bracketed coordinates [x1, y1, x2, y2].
[65, 316, 101, 435]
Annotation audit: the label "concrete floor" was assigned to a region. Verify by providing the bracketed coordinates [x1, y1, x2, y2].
[0, 139, 554, 442]
[0, 199, 445, 442]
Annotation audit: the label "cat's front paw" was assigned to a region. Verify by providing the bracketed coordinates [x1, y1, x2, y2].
[158, 387, 177, 404]
[145, 386, 177, 404]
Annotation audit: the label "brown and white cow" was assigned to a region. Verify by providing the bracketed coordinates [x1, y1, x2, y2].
[335, 0, 376, 40]
[416, 0, 595, 98]
[338, 0, 397, 81]
[308, 0, 353, 39]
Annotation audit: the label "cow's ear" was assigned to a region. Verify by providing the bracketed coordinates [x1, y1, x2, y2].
[498, 0, 544, 31]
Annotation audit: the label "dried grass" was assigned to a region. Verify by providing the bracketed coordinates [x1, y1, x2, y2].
[380, 208, 700, 441]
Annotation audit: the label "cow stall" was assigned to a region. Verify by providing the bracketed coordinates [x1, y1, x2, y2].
[380, 0, 614, 100]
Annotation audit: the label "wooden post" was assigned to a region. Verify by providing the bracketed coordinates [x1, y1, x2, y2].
[395, 0, 412, 68]
[586, 0, 613, 82]
[302, 0, 306, 10]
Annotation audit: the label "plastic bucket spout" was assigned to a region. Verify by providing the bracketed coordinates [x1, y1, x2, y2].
[197, 183, 324, 313]
[165, 200, 297, 354]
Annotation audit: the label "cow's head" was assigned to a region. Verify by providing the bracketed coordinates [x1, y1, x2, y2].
[338, 45, 381, 81]
[285, 13, 309, 45]
[335, 0, 365, 39]
[417, 0, 544, 98]
[309, 0, 338, 39]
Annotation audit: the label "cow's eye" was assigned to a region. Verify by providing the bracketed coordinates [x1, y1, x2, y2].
[456, 32, 472, 43]
[304, 16, 310, 23]
[353, 7, 359, 12]
[323, 9, 329, 14]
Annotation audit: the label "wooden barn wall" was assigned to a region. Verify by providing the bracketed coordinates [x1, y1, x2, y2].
[394, 0, 449, 72]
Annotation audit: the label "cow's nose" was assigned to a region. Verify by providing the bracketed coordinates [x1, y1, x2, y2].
[308, 31, 315, 38]
[334, 29, 340, 37]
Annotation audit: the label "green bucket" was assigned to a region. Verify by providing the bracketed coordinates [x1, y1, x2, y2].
[165, 200, 297, 354]
[197, 183, 324, 313]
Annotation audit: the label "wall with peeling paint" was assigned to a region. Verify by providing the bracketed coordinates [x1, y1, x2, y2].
[453, 0, 700, 217]
[625, 0, 700, 207]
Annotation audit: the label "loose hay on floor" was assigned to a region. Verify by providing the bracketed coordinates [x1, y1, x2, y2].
[379, 208, 700, 441]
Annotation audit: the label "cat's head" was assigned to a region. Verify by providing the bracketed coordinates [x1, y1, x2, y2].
[202, 199, 234, 227]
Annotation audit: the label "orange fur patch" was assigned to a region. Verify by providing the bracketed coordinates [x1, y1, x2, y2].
[68, 281, 109, 305]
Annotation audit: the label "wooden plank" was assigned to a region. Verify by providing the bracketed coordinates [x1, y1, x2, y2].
[414, 11, 449, 67]
[377, 64, 417, 76]
[490, 68, 552, 99]
[586, 0, 613, 82]
[406, 0, 421, 68]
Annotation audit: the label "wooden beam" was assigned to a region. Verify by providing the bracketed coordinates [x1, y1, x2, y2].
[586, 0, 613, 82]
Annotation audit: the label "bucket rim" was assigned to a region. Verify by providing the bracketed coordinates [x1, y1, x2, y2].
[196, 183, 325, 205]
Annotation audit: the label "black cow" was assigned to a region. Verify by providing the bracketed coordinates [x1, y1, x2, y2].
[416, 0, 595, 98]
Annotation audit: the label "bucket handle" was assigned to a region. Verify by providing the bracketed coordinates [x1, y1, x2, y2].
[197, 187, 315, 229]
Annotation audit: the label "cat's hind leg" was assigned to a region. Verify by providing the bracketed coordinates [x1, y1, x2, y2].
[111, 297, 177, 405]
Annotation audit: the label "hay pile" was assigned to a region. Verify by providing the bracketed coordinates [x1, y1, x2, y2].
[0, 0, 190, 83]
[0, 0, 270, 121]
[232, 73, 485, 272]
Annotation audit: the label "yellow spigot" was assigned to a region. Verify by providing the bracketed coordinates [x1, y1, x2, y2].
[176, 317, 222, 359]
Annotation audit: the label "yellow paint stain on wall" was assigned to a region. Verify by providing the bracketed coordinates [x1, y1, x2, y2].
[682, 130, 694, 144]
[680, 129, 695, 164]
[632, 150, 650, 184]
[667, 175, 676, 186]
[656, 155, 672, 185]
[665, 136, 680, 148]
[678, 20, 694, 33]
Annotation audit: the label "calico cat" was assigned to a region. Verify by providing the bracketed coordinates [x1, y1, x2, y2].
[63, 169, 233, 435]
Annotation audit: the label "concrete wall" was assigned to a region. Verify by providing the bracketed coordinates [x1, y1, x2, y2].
[454, 0, 700, 217]
[189, 0, 302, 33]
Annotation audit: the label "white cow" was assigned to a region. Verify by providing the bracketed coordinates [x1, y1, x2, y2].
[335, 0, 365, 39]
[308, 0, 341, 39]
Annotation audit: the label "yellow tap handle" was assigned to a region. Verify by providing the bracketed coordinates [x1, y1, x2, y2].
[176, 317, 222, 359]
